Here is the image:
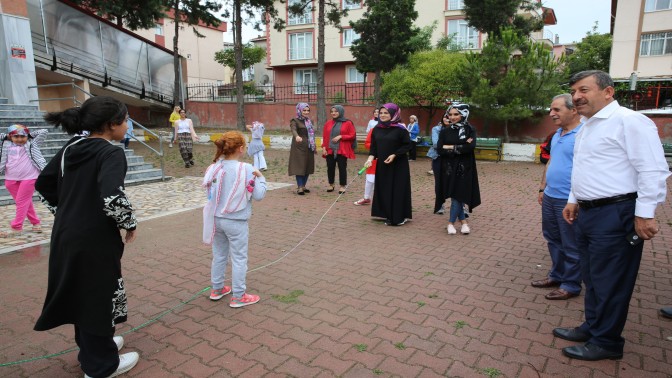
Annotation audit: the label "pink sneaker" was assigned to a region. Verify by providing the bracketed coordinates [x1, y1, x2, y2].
[353, 198, 371, 206]
[209, 286, 232, 301]
[229, 293, 260, 308]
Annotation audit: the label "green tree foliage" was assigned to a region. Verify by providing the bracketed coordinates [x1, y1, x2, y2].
[214, 44, 266, 74]
[382, 50, 465, 133]
[350, 0, 419, 106]
[170, 0, 222, 106]
[566, 23, 612, 75]
[408, 21, 437, 53]
[70, 0, 167, 29]
[462, 0, 544, 38]
[457, 29, 566, 142]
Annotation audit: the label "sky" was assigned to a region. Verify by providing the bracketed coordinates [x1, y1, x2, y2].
[222, 0, 613, 45]
[542, 0, 611, 44]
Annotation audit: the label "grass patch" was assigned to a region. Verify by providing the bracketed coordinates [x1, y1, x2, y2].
[428, 293, 438, 299]
[455, 320, 467, 329]
[479, 367, 502, 378]
[271, 290, 304, 303]
[373, 369, 384, 375]
[417, 301, 426, 307]
[424, 272, 434, 276]
[354, 344, 368, 352]
[394, 342, 406, 350]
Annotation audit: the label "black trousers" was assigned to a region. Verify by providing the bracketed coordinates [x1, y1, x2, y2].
[409, 141, 417, 160]
[75, 326, 119, 378]
[326, 154, 348, 186]
[575, 199, 642, 353]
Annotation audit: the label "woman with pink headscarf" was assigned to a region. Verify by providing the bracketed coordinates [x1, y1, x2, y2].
[363, 103, 413, 226]
[288, 103, 316, 195]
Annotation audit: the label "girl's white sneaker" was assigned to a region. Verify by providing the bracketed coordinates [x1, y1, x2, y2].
[447, 224, 457, 235]
[461, 224, 470, 234]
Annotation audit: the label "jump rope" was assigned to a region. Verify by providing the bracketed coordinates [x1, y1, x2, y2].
[0, 164, 370, 368]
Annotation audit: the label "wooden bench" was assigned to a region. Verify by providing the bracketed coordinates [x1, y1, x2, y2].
[663, 143, 672, 171]
[474, 138, 502, 162]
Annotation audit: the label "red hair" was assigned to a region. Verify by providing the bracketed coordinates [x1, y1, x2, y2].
[212, 131, 246, 161]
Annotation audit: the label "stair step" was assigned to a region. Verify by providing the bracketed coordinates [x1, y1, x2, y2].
[0, 104, 40, 111]
[0, 98, 8, 105]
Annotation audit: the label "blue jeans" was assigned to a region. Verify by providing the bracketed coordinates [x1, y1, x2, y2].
[211, 217, 249, 298]
[541, 194, 581, 294]
[448, 198, 465, 223]
[295, 174, 309, 187]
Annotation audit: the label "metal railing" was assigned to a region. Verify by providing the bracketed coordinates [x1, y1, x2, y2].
[616, 85, 672, 111]
[27, 82, 165, 181]
[186, 81, 377, 105]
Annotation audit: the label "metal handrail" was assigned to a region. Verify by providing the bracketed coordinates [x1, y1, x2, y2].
[26, 82, 166, 181]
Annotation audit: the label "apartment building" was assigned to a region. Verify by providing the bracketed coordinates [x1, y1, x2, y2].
[267, 0, 557, 89]
[610, 0, 672, 82]
[132, 10, 232, 85]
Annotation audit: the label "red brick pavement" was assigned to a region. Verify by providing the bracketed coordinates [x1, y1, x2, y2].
[1, 156, 671, 377]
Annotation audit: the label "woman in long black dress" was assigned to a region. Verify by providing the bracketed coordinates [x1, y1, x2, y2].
[363, 103, 412, 226]
[437, 102, 481, 235]
[288, 102, 316, 195]
[35, 96, 139, 378]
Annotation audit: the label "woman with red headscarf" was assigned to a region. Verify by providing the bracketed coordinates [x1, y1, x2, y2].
[363, 103, 413, 226]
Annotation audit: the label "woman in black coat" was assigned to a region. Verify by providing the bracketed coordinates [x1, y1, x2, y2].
[437, 103, 481, 235]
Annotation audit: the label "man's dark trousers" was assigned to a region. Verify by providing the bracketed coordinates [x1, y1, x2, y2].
[575, 199, 643, 353]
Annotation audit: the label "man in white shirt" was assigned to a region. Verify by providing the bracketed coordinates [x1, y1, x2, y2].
[553, 70, 670, 361]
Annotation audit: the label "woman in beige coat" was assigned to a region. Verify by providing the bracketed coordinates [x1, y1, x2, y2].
[288, 103, 316, 195]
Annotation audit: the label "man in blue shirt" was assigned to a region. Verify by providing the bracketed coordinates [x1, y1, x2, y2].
[531, 93, 583, 300]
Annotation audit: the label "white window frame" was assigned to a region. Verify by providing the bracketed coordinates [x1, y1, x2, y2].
[154, 24, 164, 36]
[447, 19, 479, 49]
[288, 32, 313, 60]
[343, 28, 360, 47]
[294, 68, 317, 94]
[640, 32, 672, 56]
[343, 0, 361, 10]
[447, 0, 465, 10]
[288, 0, 313, 25]
[346, 66, 365, 83]
[645, 0, 672, 11]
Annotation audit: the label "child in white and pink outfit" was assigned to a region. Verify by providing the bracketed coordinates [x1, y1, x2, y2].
[0, 124, 48, 237]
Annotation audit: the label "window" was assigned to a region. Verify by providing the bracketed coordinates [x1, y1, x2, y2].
[295, 68, 317, 94]
[289, 32, 313, 60]
[154, 24, 163, 35]
[288, 0, 313, 25]
[343, 0, 361, 10]
[346, 66, 365, 83]
[447, 0, 465, 10]
[640, 32, 672, 56]
[645, 0, 672, 11]
[343, 29, 360, 47]
[447, 19, 479, 49]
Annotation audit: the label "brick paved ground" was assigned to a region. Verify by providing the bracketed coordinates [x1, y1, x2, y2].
[1, 151, 671, 377]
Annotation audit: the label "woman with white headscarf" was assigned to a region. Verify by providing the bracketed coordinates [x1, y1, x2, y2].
[437, 103, 481, 235]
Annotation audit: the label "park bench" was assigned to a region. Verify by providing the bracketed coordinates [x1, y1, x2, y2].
[663, 143, 672, 171]
[474, 137, 502, 161]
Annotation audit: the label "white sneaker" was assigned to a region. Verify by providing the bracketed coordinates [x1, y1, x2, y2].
[447, 224, 457, 235]
[168, 143, 173, 148]
[113, 336, 124, 351]
[84, 352, 139, 378]
[461, 224, 470, 234]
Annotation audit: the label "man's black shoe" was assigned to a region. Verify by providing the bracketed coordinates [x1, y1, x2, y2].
[562, 343, 623, 361]
[552, 327, 590, 342]
[659, 307, 672, 319]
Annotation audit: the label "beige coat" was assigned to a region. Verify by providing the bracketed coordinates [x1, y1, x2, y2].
[287, 118, 315, 176]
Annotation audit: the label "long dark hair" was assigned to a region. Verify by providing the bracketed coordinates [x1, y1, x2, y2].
[44, 96, 127, 135]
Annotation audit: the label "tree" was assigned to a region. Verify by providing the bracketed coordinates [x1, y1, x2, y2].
[287, 1, 349, 128]
[350, 0, 419, 106]
[462, 0, 544, 38]
[407, 21, 437, 53]
[566, 22, 612, 75]
[457, 29, 566, 142]
[214, 44, 266, 76]
[381, 50, 465, 133]
[70, 0, 167, 29]
[170, 0, 222, 107]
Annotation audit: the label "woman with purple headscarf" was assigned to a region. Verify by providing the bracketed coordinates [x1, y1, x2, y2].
[363, 103, 413, 226]
[288, 103, 316, 195]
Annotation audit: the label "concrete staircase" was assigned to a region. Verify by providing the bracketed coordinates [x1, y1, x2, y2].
[0, 98, 165, 206]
